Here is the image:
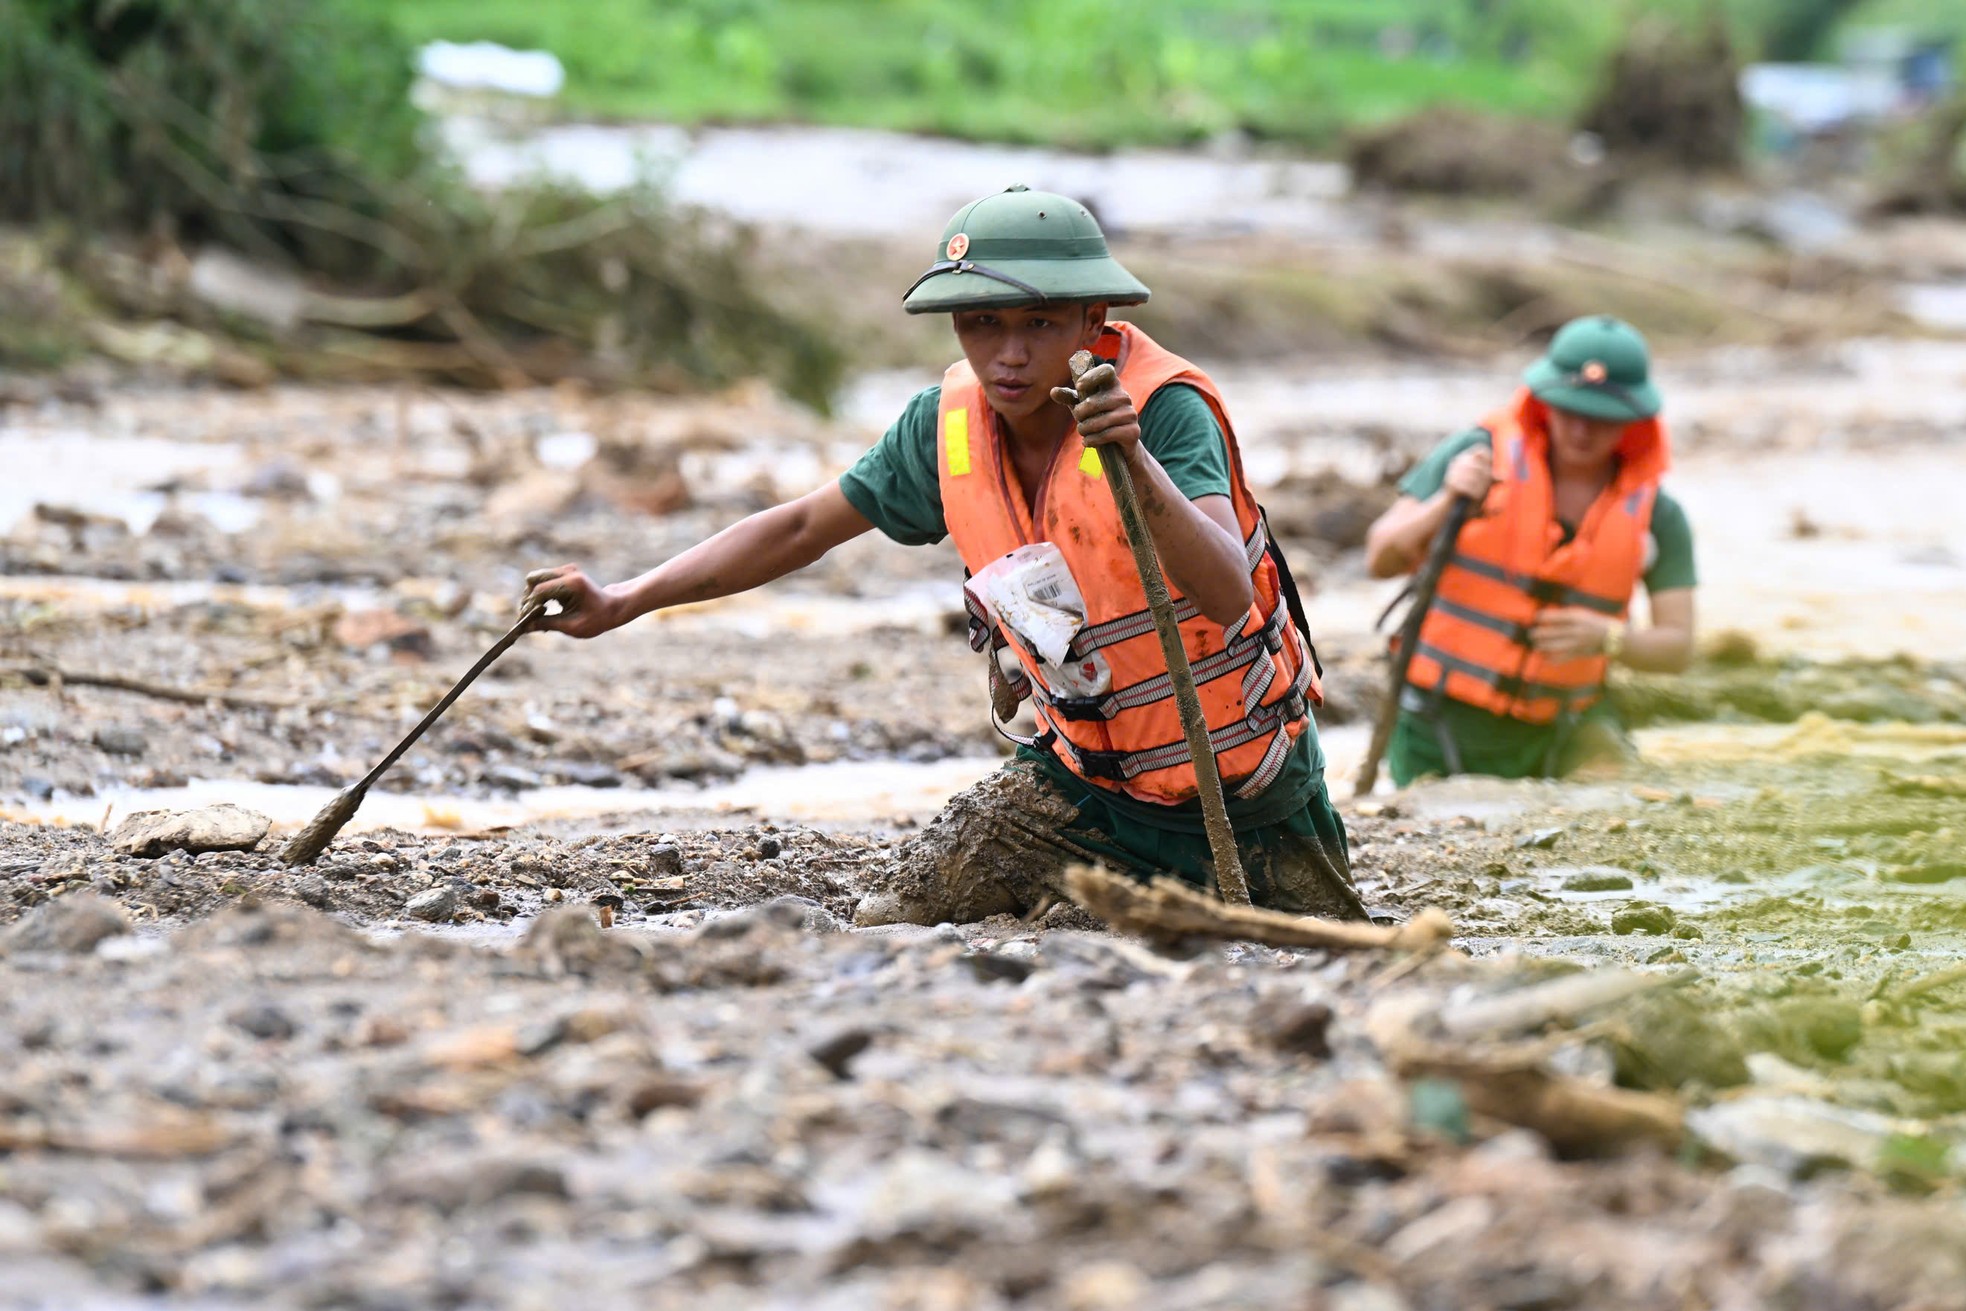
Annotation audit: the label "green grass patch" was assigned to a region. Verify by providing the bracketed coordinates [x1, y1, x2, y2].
[357, 0, 1649, 148]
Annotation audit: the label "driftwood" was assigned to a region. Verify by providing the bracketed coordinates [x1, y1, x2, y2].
[1895, 962, 1966, 1003]
[1398, 1051, 1685, 1156]
[1367, 972, 1689, 1156]
[2, 663, 293, 710]
[1066, 865, 1452, 953]
[1438, 967, 1687, 1042]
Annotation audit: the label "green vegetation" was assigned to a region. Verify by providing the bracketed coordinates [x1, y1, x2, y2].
[359, 0, 1949, 148]
[355, 0, 1631, 148]
[0, 0, 841, 402]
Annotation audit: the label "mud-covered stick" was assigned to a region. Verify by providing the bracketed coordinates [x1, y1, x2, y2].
[1062, 350, 1250, 906]
[280, 603, 545, 865]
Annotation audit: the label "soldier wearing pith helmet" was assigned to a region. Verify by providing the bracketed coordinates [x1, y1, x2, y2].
[522, 185, 1365, 926]
[1364, 315, 1699, 784]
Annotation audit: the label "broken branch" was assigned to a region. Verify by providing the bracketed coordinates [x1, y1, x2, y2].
[1067, 865, 1452, 953]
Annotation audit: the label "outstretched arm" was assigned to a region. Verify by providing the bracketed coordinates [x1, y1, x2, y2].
[522, 481, 875, 637]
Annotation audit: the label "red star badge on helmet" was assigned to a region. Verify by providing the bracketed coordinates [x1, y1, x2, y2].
[1581, 360, 1608, 383]
[945, 233, 970, 260]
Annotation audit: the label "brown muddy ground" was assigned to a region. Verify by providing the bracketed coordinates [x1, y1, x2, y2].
[4, 349, 1966, 1307]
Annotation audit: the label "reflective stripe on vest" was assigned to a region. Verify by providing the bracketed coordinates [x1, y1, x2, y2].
[1404, 388, 1668, 726]
[936, 322, 1322, 806]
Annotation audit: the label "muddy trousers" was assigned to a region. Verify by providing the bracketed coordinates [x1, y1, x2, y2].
[853, 760, 1367, 927]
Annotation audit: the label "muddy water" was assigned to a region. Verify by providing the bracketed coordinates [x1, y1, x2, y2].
[8, 755, 1010, 834]
[438, 115, 1355, 240]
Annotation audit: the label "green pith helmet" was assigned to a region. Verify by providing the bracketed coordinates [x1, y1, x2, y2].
[1524, 315, 1662, 422]
[902, 185, 1150, 315]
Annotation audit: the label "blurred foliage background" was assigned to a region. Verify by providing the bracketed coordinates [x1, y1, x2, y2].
[356, 0, 1958, 149]
[0, 0, 844, 402]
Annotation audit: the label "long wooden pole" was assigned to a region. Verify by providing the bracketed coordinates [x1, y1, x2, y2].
[1067, 351, 1249, 905]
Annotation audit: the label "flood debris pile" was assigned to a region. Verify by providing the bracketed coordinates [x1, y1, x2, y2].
[0, 890, 1963, 1308]
[1, 0, 840, 402]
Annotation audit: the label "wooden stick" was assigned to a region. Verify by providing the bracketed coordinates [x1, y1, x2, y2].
[1398, 1052, 1685, 1156]
[1066, 350, 1250, 905]
[1438, 968, 1688, 1042]
[1896, 961, 1966, 1003]
[1067, 865, 1451, 952]
[1355, 493, 1474, 798]
[1, 663, 293, 710]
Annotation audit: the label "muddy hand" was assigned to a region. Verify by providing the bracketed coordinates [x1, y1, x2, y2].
[1050, 351, 1139, 453]
[520, 564, 622, 639]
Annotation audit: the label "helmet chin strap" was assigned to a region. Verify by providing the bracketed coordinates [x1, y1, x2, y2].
[902, 259, 1050, 304]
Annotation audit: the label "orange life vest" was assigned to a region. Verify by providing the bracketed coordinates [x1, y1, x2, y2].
[1405, 388, 1669, 724]
[937, 322, 1321, 806]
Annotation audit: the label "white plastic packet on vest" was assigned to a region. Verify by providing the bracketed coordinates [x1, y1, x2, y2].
[968, 545, 1116, 700]
[966, 543, 1085, 665]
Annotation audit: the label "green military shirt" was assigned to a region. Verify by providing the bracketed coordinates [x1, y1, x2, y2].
[839, 381, 1330, 837]
[1388, 427, 1698, 785]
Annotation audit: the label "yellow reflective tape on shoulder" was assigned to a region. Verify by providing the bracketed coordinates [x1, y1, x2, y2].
[944, 409, 970, 477]
[1078, 446, 1103, 477]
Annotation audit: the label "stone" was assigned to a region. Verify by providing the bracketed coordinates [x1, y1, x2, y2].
[112, 805, 270, 858]
[1558, 866, 1635, 892]
[404, 887, 457, 922]
[230, 1003, 297, 1041]
[758, 895, 841, 934]
[1516, 827, 1564, 850]
[961, 952, 1036, 985]
[292, 876, 333, 909]
[1, 894, 129, 954]
[1612, 903, 1676, 936]
[332, 609, 431, 658]
[20, 777, 55, 803]
[757, 834, 783, 859]
[483, 764, 543, 791]
[549, 760, 622, 788]
[92, 726, 148, 757]
[1061, 1261, 1151, 1310]
[1252, 994, 1335, 1057]
[1613, 992, 1750, 1090]
[808, 1026, 874, 1079]
[387, 1156, 569, 1214]
[1687, 1096, 1930, 1180]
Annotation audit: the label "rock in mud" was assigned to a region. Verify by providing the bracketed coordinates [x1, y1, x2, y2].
[291, 875, 333, 909]
[111, 805, 270, 858]
[1252, 993, 1336, 1058]
[1745, 995, 1866, 1064]
[1, 893, 129, 954]
[230, 1002, 297, 1041]
[1688, 1097, 1940, 1180]
[1558, 867, 1635, 892]
[1611, 903, 1676, 936]
[808, 1026, 874, 1079]
[91, 725, 148, 757]
[1612, 992, 1749, 1090]
[404, 887, 457, 922]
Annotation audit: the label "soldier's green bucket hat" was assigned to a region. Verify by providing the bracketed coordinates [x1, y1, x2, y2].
[1524, 315, 1662, 422]
[902, 185, 1150, 314]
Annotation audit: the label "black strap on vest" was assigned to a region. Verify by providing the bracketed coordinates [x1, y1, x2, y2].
[1258, 507, 1322, 679]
